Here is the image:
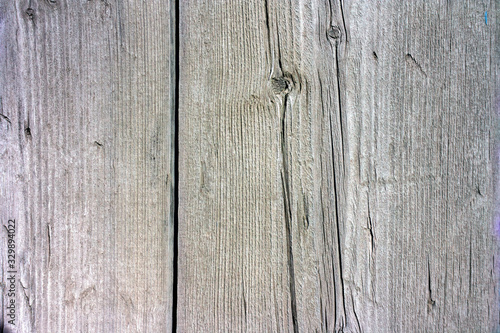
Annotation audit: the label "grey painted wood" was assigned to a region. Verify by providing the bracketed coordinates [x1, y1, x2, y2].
[0, 1, 174, 332]
[178, 0, 499, 332]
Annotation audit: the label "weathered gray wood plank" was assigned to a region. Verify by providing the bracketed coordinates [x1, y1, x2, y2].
[178, 0, 352, 331]
[178, 1, 303, 331]
[345, 1, 499, 332]
[0, 1, 174, 332]
[178, 0, 499, 332]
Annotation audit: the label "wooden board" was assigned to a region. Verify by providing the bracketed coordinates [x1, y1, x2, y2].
[177, 0, 499, 332]
[0, 1, 175, 332]
[342, 1, 499, 332]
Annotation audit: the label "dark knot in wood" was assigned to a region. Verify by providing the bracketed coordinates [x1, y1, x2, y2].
[271, 77, 289, 94]
[25, 8, 35, 20]
[327, 26, 341, 39]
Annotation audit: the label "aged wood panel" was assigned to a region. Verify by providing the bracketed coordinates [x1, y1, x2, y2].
[178, 0, 499, 332]
[178, 0, 354, 331]
[0, 1, 174, 332]
[178, 1, 308, 330]
[344, 1, 499, 332]
[1, 0, 498, 332]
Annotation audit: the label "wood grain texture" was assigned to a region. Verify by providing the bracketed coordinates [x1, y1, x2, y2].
[0, 1, 174, 332]
[344, 1, 499, 332]
[177, 0, 362, 331]
[1, 0, 498, 332]
[178, 0, 499, 332]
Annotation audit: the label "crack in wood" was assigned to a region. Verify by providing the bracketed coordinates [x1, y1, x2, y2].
[329, 42, 347, 329]
[47, 224, 51, 266]
[280, 93, 299, 333]
[427, 258, 436, 311]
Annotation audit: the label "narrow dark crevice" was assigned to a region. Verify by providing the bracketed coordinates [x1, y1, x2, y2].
[263, 0, 272, 78]
[351, 293, 362, 332]
[328, 40, 347, 325]
[275, 15, 284, 76]
[47, 224, 51, 265]
[367, 200, 374, 252]
[280, 95, 299, 333]
[171, 0, 180, 331]
[334, 43, 345, 166]
[328, 107, 347, 324]
[427, 258, 435, 309]
[338, 0, 348, 43]
[332, 31, 348, 325]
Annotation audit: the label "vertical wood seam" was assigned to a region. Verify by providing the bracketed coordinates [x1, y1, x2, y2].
[172, 0, 179, 331]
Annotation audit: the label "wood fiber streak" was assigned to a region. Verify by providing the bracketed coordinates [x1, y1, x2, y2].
[0, 1, 174, 332]
[178, 0, 499, 332]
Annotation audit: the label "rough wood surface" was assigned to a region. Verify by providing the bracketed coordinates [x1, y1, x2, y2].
[0, 1, 175, 332]
[343, 2, 499, 332]
[1, 0, 499, 332]
[178, 0, 499, 332]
